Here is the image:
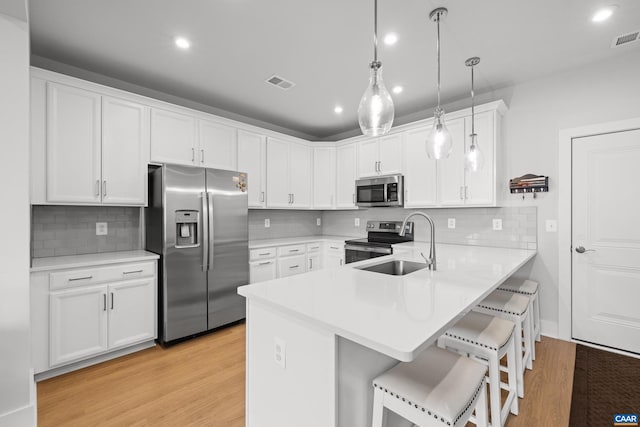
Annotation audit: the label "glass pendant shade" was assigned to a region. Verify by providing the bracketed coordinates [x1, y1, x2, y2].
[464, 134, 484, 172]
[358, 63, 394, 137]
[425, 108, 452, 159]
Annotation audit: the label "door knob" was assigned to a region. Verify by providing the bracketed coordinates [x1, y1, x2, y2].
[575, 246, 595, 253]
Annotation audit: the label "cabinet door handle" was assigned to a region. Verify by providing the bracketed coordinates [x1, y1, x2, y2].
[292, 193, 295, 204]
[110, 292, 114, 310]
[103, 294, 107, 311]
[95, 180, 100, 197]
[339, 259, 343, 266]
[289, 249, 300, 253]
[103, 180, 107, 197]
[464, 186, 468, 200]
[258, 252, 271, 256]
[69, 275, 93, 282]
[258, 261, 272, 266]
[260, 191, 265, 202]
[309, 258, 313, 269]
[352, 193, 355, 204]
[192, 148, 195, 162]
[459, 186, 464, 200]
[330, 246, 339, 250]
[201, 149, 205, 163]
[123, 270, 143, 275]
[289, 265, 299, 269]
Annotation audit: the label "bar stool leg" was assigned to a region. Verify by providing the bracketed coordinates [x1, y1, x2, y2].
[524, 311, 533, 370]
[371, 387, 386, 427]
[513, 319, 525, 398]
[487, 351, 502, 427]
[475, 380, 489, 427]
[506, 336, 519, 416]
[534, 293, 541, 342]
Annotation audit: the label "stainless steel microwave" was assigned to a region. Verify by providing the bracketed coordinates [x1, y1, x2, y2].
[355, 174, 404, 207]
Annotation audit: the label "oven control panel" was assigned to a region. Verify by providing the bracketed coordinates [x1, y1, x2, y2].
[366, 221, 413, 234]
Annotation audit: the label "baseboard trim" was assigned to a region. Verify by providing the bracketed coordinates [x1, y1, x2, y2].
[35, 340, 156, 381]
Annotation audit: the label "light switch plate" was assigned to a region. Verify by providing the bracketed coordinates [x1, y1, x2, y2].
[96, 222, 108, 236]
[492, 219, 502, 231]
[448, 218, 456, 229]
[316, 218, 321, 226]
[545, 219, 558, 232]
[264, 218, 270, 228]
[355, 218, 360, 227]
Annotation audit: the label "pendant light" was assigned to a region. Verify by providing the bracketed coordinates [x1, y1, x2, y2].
[425, 7, 452, 160]
[464, 57, 484, 172]
[357, 0, 394, 137]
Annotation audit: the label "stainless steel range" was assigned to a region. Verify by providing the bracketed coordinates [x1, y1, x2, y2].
[344, 220, 414, 264]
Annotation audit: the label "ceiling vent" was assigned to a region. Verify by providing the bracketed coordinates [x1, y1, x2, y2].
[611, 30, 639, 48]
[265, 75, 296, 91]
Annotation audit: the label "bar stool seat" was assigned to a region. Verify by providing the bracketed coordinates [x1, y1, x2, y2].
[472, 290, 533, 398]
[439, 311, 519, 427]
[372, 346, 488, 427]
[498, 279, 541, 344]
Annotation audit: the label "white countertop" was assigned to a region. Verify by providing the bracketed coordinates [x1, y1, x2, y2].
[238, 244, 536, 362]
[30, 250, 160, 272]
[249, 235, 356, 249]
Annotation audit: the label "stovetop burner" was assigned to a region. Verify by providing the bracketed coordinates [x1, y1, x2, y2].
[345, 221, 414, 247]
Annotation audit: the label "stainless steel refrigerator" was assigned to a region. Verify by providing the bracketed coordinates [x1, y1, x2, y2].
[145, 164, 249, 344]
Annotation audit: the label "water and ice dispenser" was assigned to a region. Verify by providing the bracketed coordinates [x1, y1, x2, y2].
[175, 210, 199, 248]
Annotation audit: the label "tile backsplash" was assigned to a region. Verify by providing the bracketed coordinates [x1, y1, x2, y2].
[249, 210, 322, 241]
[322, 206, 537, 249]
[31, 205, 141, 258]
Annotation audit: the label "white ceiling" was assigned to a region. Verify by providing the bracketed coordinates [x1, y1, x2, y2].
[29, 0, 640, 139]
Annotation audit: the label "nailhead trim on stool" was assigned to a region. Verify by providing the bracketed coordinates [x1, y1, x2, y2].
[371, 346, 488, 427]
[498, 279, 541, 343]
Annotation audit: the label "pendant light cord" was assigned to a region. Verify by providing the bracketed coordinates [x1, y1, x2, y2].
[373, 0, 378, 63]
[436, 13, 441, 109]
[471, 65, 475, 135]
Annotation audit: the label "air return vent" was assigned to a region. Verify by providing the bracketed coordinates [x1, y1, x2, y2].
[611, 30, 639, 48]
[265, 75, 296, 90]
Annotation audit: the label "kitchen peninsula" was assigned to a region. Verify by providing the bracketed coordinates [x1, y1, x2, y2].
[238, 243, 536, 427]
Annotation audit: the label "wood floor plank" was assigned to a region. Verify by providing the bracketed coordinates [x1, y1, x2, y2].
[38, 324, 575, 427]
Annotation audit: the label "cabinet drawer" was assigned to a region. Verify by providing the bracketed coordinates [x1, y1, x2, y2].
[277, 244, 306, 257]
[278, 255, 306, 278]
[325, 242, 344, 252]
[306, 242, 322, 253]
[50, 261, 156, 290]
[250, 247, 277, 261]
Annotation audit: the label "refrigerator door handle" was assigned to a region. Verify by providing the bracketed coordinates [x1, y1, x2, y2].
[201, 191, 208, 272]
[208, 191, 215, 271]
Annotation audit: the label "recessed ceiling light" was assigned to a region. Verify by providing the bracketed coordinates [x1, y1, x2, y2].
[392, 86, 403, 94]
[175, 37, 191, 49]
[383, 33, 398, 45]
[592, 6, 617, 22]
[334, 106, 344, 114]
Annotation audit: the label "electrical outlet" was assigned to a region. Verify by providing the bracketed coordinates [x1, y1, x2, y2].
[96, 222, 108, 236]
[545, 219, 557, 232]
[492, 219, 502, 231]
[316, 218, 321, 226]
[274, 337, 286, 369]
[355, 218, 360, 227]
[448, 218, 456, 229]
[264, 218, 270, 228]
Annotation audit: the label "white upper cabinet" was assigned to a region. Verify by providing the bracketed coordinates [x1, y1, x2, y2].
[358, 134, 402, 177]
[44, 82, 147, 206]
[198, 119, 237, 170]
[437, 109, 500, 206]
[46, 83, 102, 204]
[101, 96, 148, 205]
[312, 146, 336, 209]
[336, 143, 358, 209]
[266, 138, 311, 209]
[237, 129, 267, 208]
[403, 126, 437, 207]
[150, 107, 197, 165]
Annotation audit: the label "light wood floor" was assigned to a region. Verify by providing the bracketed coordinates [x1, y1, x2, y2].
[37, 323, 576, 426]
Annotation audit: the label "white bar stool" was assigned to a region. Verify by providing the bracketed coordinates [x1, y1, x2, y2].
[472, 290, 533, 398]
[497, 279, 541, 344]
[438, 311, 519, 427]
[371, 346, 488, 427]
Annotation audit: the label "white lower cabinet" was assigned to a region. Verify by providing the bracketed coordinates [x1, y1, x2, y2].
[324, 241, 345, 268]
[278, 255, 307, 278]
[250, 259, 277, 283]
[31, 257, 158, 377]
[307, 242, 323, 271]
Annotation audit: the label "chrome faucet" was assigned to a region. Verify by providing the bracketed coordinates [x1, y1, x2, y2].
[399, 212, 437, 271]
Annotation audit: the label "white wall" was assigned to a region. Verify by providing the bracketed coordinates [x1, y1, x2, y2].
[493, 51, 640, 335]
[0, 8, 35, 427]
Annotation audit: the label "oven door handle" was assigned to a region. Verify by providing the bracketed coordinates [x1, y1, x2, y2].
[344, 244, 392, 255]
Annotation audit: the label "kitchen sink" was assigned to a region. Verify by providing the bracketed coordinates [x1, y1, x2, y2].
[356, 260, 428, 276]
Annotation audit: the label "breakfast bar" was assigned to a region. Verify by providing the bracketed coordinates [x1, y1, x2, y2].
[238, 243, 536, 426]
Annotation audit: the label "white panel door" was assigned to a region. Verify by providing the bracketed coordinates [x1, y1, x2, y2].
[266, 137, 291, 208]
[150, 107, 196, 165]
[101, 96, 148, 205]
[198, 119, 237, 170]
[46, 82, 101, 203]
[336, 143, 358, 208]
[572, 128, 640, 354]
[237, 130, 266, 208]
[436, 117, 467, 206]
[464, 111, 495, 206]
[108, 278, 156, 349]
[289, 142, 312, 208]
[403, 127, 437, 207]
[358, 138, 379, 177]
[50, 285, 108, 366]
[313, 146, 336, 209]
[378, 134, 403, 175]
